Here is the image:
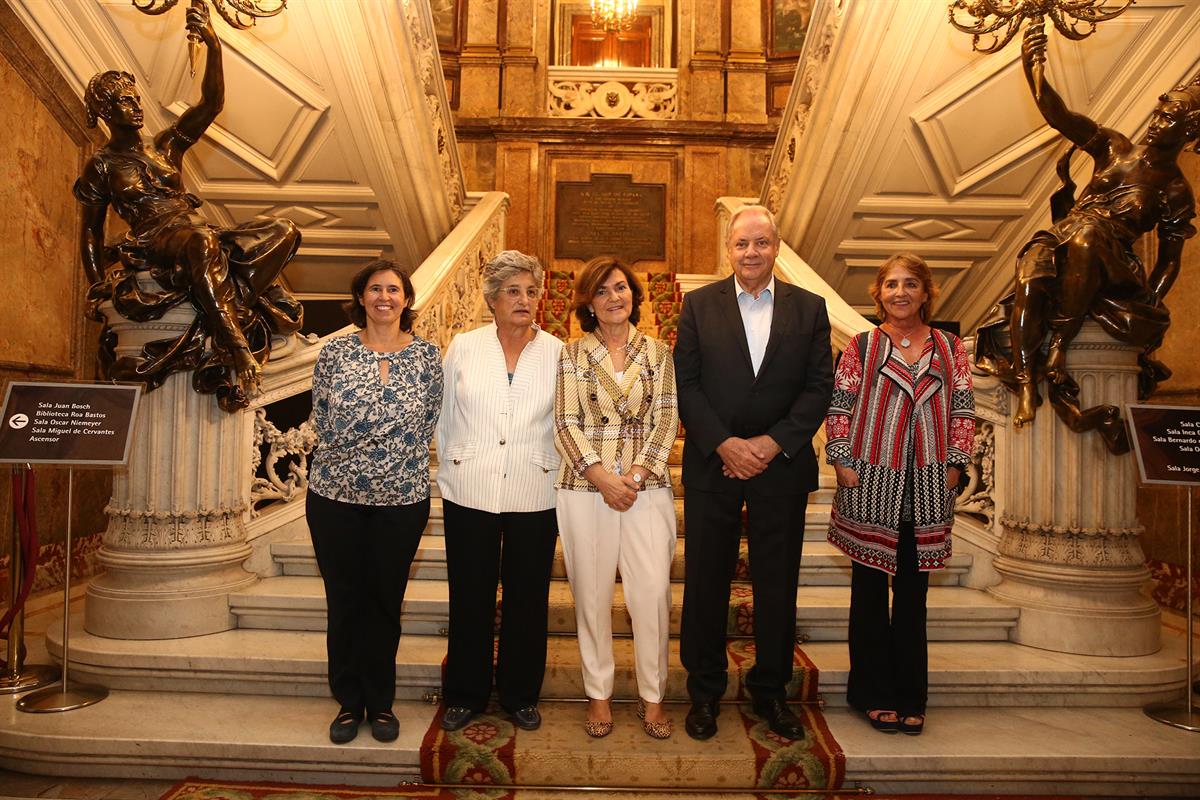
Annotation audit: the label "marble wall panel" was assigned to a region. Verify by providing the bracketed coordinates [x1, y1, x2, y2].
[496, 142, 538, 255]
[682, 146, 725, 271]
[0, 6, 110, 602]
[0, 48, 80, 374]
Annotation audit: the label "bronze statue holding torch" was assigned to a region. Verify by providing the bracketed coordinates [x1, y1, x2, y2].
[974, 23, 1200, 453]
[77, 1, 301, 412]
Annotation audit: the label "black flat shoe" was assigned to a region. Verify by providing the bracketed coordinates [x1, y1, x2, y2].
[329, 708, 362, 744]
[866, 709, 900, 733]
[684, 700, 719, 741]
[509, 705, 541, 731]
[898, 714, 924, 735]
[752, 698, 806, 741]
[370, 709, 399, 742]
[440, 705, 476, 732]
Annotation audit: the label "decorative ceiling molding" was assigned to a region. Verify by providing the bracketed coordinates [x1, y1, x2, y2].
[6, 0, 465, 295]
[771, 0, 1200, 332]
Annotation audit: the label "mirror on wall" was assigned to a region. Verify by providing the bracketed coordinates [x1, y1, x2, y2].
[552, 1, 674, 68]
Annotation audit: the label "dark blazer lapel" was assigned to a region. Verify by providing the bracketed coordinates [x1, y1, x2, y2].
[718, 276, 754, 374]
[756, 279, 792, 379]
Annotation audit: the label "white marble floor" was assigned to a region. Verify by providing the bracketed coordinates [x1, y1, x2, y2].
[2, 590, 1197, 797]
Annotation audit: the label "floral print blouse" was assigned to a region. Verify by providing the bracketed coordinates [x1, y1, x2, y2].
[309, 333, 442, 506]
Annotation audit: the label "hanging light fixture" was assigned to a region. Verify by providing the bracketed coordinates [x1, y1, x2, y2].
[590, 0, 638, 33]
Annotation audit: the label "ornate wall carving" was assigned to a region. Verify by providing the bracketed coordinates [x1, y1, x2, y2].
[547, 68, 678, 120]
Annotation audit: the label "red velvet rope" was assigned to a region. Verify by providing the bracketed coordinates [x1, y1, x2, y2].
[0, 467, 38, 667]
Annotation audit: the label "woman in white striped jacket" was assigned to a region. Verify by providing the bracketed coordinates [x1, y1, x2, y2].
[435, 251, 564, 733]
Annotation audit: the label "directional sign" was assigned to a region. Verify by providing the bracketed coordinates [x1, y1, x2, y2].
[0, 382, 140, 465]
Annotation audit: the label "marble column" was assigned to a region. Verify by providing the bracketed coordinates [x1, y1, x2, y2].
[989, 322, 1160, 656]
[458, 0, 503, 117]
[84, 298, 256, 640]
[725, 0, 767, 123]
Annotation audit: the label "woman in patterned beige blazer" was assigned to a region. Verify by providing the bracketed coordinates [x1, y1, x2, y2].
[554, 256, 679, 740]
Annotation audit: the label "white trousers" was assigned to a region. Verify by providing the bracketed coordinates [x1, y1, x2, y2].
[556, 487, 677, 703]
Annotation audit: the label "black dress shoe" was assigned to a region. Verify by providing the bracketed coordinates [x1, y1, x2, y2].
[329, 708, 363, 744]
[509, 705, 541, 731]
[441, 705, 476, 732]
[753, 699, 806, 741]
[369, 709, 399, 742]
[684, 700, 719, 740]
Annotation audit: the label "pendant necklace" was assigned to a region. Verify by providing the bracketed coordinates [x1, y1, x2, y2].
[886, 325, 912, 348]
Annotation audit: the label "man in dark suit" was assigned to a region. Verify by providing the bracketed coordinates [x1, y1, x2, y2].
[674, 204, 833, 741]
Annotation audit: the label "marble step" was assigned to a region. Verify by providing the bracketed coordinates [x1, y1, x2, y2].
[277, 491, 837, 543]
[229, 577, 1018, 641]
[273, 537, 971, 586]
[51, 618, 1189, 708]
[2, 688, 1196, 794]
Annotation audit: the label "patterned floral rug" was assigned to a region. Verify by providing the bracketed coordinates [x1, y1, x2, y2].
[162, 781, 1079, 799]
[420, 696, 843, 794]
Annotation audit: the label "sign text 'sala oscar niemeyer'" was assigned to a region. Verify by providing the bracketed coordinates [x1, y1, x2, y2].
[0, 382, 140, 465]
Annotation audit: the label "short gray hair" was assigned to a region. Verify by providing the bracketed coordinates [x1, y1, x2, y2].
[482, 250, 544, 306]
[726, 204, 780, 245]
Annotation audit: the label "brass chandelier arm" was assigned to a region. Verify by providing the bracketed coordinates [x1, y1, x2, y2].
[131, 0, 286, 30]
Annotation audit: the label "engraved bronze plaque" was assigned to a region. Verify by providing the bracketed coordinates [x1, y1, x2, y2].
[555, 173, 666, 263]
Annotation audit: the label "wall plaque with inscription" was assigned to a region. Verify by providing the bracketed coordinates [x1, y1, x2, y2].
[555, 173, 666, 263]
[1127, 404, 1200, 485]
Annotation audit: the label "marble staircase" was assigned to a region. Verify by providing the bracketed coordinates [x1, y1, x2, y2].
[5, 441, 1199, 793]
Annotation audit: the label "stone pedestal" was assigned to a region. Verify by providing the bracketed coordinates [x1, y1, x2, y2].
[85, 302, 257, 640]
[989, 322, 1160, 656]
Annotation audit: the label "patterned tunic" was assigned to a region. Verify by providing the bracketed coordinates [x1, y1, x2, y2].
[309, 333, 442, 506]
[554, 328, 678, 492]
[824, 328, 974, 574]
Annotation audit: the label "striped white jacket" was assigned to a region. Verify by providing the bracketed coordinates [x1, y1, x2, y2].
[435, 323, 563, 513]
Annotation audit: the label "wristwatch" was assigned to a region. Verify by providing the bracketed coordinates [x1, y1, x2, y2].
[632, 472, 643, 485]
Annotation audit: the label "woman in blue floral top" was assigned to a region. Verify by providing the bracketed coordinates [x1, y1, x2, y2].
[306, 259, 442, 745]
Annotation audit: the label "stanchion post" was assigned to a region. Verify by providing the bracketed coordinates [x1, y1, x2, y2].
[0, 464, 60, 694]
[17, 467, 108, 713]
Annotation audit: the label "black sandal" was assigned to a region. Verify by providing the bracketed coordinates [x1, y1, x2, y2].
[329, 708, 362, 744]
[866, 709, 899, 733]
[897, 714, 925, 735]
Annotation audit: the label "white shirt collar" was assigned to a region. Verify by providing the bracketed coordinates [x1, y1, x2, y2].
[735, 274, 775, 301]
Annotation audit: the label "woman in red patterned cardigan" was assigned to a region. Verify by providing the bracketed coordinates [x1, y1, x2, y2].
[824, 253, 975, 736]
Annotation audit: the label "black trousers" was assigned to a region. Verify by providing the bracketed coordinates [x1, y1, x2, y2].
[442, 499, 558, 712]
[846, 520, 930, 717]
[681, 488, 807, 703]
[306, 491, 428, 716]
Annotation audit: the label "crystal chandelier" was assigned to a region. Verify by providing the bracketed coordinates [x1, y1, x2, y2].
[590, 0, 638, 33]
